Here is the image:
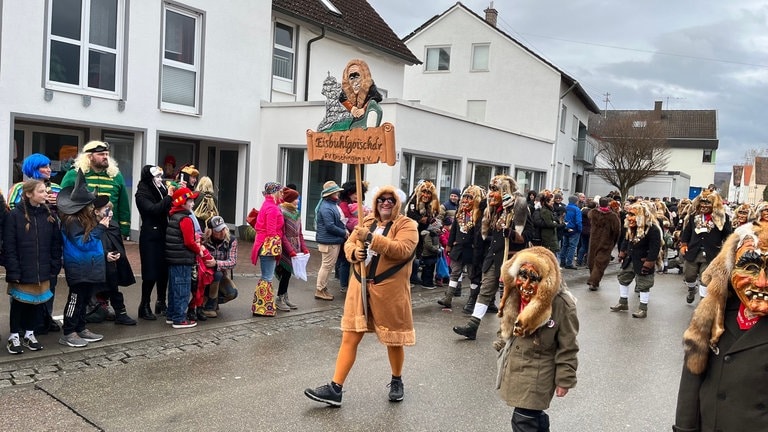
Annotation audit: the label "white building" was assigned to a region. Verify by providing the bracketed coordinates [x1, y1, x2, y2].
[400, 3, 600, 194]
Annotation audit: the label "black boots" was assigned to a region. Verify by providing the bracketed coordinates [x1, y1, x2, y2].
[686, 287, 696, 304]
[453, 317, 480, 340]
[437, 285, 454, 308]
[115, 309, 137, 325]
[462, 287, 479, 314]
[155, 300, 167, 316]
[511, 409, 550, 432]
[138, 302, 157, 320]
[610, 297, 628, 312]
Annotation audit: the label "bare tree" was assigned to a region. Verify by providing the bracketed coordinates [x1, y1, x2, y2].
[589, 113, 670, 199]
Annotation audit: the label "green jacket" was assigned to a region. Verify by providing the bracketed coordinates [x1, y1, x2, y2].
[61, 169, 131, 237]
[539, 205, 560, 253]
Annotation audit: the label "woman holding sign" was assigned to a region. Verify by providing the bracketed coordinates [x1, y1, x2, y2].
[305, 186, 418, 407]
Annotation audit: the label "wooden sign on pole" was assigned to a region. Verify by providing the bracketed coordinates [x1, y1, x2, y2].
[306, 123, 397, 166]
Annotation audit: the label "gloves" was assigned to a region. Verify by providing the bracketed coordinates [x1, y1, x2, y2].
[502, 193, 514, 209]
[290, 251, 297, 258]
[353, 226, 370, 243]
[302, 248, 310, 254]
[354, 245, 367, 261]
[641, 262, 655, 275]
[679, 244, 688, 256]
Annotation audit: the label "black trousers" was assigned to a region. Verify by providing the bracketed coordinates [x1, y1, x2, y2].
[511, 408, 550, 432]
[62, 282, 94, 335]
[10, 299, 42, 334]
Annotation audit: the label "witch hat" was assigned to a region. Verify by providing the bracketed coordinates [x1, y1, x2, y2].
[57, 169, 97, 215]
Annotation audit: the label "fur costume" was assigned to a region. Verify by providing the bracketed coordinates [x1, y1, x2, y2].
[406, 180, 441, 218]
[686, 190, 726, 231]
[625, 202, 664, 269]
[341, 59, 374, 110]
[732, 203, 755, 228]
[481, 175, 523, 239]
[498, 246, 574, 339]
[683, 221, 768, 374]
[456, 185, 485, 232]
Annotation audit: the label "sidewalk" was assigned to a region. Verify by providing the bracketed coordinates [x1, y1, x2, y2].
[0, 240, 619, 381]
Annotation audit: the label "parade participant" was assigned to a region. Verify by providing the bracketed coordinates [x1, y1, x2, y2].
[251, 182, 286, 315]
[438, 185, 484, 309]
[406, 180, 443, 285]
[453, 175, 533, 340]
[175, 164, 199, 190]
[757, 201, 768, 223]
[165, 187, 205, 328]
[274, 189, 308, 312]
[7, 153, 62, 334]
[304, 186, 418, 406]
[418, 219, 442, 289]
[3, 180, 61, 353]
[94, 200, 137, 325]
[673, 221, 768, 431]
[679, 190, 732, 304]
[338, 181, 368, 293]
[495, 247, 579, 432]
[586, 197, 621, 291]
[60, 141, 130, 237]
[57, 170, 110, 347]
[314, 180, 346, 301]
[135, 165, 175, 319]
[201, 216, 238, 317]
[609, 203, 662, 318]
[731, 203, 754, 229]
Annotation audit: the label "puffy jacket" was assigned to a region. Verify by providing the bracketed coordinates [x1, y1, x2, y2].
[3, 202, 62, 284]
[315, 198, 347, 245]
[62, 220, 106, 286]
[166, 210, 197, 266]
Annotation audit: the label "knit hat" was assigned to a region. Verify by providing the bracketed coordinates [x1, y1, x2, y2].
[83, 140, 110, 153]
[263, 182, 282, 196]
[172, 187, 199, 207]
[282, 187, 299, 203]
[321, 181, 343, 198]
[450, 188, 461, 197]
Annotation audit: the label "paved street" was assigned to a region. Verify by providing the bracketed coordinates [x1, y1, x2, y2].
[0, 244, 696, 431]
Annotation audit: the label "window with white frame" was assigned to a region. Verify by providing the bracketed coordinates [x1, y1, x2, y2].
[425, 46, 450, 71]
[571, 115, 579, 140]
[471, 43, 489, 71]
[161, 3, 203, 114]
[46, 0, 124, 97]
[272, 22, 295, 93]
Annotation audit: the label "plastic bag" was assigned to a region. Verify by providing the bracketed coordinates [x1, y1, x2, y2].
[291, 253, 310, 281]
[436, 251, 450, 279]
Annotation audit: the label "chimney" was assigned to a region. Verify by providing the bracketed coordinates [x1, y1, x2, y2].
[654, 100, 663, 119]
[484, 2, 498, 27]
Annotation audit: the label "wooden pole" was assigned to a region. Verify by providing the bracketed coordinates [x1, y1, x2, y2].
[355, 164, 369, 322]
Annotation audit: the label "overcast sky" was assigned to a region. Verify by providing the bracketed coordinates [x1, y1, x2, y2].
[368, 0, 768, 173]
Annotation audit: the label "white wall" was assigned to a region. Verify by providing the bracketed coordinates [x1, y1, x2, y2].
[667, 148, 715, 188]
[403, 6, 560, 142]
[586, 172, 691, 200]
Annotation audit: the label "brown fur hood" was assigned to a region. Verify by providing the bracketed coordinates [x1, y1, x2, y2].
[498, 247, 574, 339]
[683, 221, 768, 374]
[687, 190, 726, 231]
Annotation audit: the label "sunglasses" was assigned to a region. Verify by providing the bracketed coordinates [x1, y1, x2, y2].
[349, 72, 360, 79]
[488, 185, 499, 192]
[461, 194, 473, 199]
[377, 197, 396, 204]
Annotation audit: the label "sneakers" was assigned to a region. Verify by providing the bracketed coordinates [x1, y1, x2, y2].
[77, 329, 104, 342]
[172, 320, 197, 329]
[23, 334, 42, 351]
[59, 333, 88, 348]
[388, 379, 404, 402]
[314, 289, 334, 301]
[304, 383, 342, 407]
[7, 336, 23, 355]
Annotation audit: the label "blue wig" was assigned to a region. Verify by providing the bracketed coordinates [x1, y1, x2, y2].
[22, 153, 51, 179]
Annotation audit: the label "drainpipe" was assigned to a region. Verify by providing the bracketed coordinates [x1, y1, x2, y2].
[303, 26, 326, 101]
[549, 82, 578, 190]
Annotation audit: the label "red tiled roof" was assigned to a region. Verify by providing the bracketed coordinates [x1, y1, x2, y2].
[273, 0, 420, 64]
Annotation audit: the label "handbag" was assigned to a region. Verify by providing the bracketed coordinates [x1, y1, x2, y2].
[291, 252, 310, 281]
[259, 235, 282, 256]
[436, 251, 450, 279]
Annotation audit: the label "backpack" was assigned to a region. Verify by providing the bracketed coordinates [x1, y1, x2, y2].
[194, 192, 219, 226]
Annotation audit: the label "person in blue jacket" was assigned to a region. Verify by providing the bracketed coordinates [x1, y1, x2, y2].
[57, 170, 110, 348]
